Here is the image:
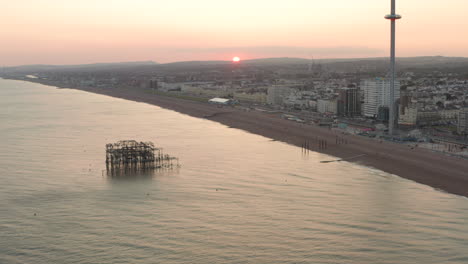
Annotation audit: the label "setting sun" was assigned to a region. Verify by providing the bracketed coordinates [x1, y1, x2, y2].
[232, 56, 241, 62]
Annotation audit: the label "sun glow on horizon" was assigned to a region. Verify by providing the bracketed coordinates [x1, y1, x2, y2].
[232, 56, 241, 62]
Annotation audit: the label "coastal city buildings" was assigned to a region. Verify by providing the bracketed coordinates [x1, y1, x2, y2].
[2, 57, 467, 144]
[317, 99, 338, 114]
[361, 78, 400, 118]
[337, 87, 360, 117]
[398, 88, 417, 126]
[458, 108, 468, 134]
[398, 106, 418, 126]
[267, 86, 295, 105]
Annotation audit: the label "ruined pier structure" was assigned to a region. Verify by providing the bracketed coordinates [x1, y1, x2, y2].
[106, 140, 177, 171]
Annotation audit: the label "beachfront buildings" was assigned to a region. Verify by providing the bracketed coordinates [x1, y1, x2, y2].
[458, 108, 468, 134]
[337, 88, 360, 117]
[267, 86, 295, 105]
[208, 98, 236, 105]
[317, 99, 338, 114]
[361, 78, 400, 118]
[398, 89, 417, 126]
[398, 106, 418, 126]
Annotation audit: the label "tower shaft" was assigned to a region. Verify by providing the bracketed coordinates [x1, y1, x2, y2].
[389, 16, 396, 135]
[385, 0, 401, 135]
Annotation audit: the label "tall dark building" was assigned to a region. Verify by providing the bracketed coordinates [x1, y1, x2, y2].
[378, 106, 390, 122]
[399, 87, 411, 115]
[337, 88, 360, 117]
[149, 79, 158, 89]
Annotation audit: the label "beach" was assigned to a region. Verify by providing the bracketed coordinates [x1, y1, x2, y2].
[18, 79, 468, 197]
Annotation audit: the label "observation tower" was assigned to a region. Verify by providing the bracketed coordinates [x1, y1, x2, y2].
[385, 0, 402, 135]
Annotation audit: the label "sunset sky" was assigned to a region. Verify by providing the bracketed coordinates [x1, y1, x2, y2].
[1, 0, 467, 66]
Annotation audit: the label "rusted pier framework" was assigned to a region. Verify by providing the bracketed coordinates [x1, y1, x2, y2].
[106, 140, 177, 173]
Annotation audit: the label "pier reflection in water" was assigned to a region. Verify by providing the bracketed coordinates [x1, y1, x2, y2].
[106, 166, 180, 181]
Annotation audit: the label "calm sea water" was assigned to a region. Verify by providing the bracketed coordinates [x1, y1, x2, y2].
[1, 78, 468, 264]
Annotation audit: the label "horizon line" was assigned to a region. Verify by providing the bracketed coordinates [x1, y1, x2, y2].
[3, 55, 468, 68]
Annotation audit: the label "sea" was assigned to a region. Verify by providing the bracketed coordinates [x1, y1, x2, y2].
[1, 78, 468, 264]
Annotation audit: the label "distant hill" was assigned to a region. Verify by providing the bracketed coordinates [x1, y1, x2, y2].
[242, 57, 311, 65]
[3, 56, 468, 74]
[162, 60, 227, 66]
[157, 56, 468, 68]
[3, 61, 158, 73]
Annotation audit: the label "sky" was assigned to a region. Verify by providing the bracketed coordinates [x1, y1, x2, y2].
[1, 0, 468, 66]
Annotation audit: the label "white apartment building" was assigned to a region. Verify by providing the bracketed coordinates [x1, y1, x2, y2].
[267, 86, 295, 105]
[398, 106, 418, 126]
[440, 109, 459, 120]
[361, 78, 400, 118]
[458, 108, 468, 134]
[317, 99, 337, 114]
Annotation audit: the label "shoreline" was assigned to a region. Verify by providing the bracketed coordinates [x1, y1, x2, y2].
[9, 78, 468, 197]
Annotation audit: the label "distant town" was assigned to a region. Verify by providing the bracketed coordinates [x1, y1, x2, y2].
[2, 56, 468, 157]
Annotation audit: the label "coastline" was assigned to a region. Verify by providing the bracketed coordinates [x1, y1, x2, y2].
[10, 78, 468, 197]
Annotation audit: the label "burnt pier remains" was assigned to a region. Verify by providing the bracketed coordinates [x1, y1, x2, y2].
[106, 140, 178, 175]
